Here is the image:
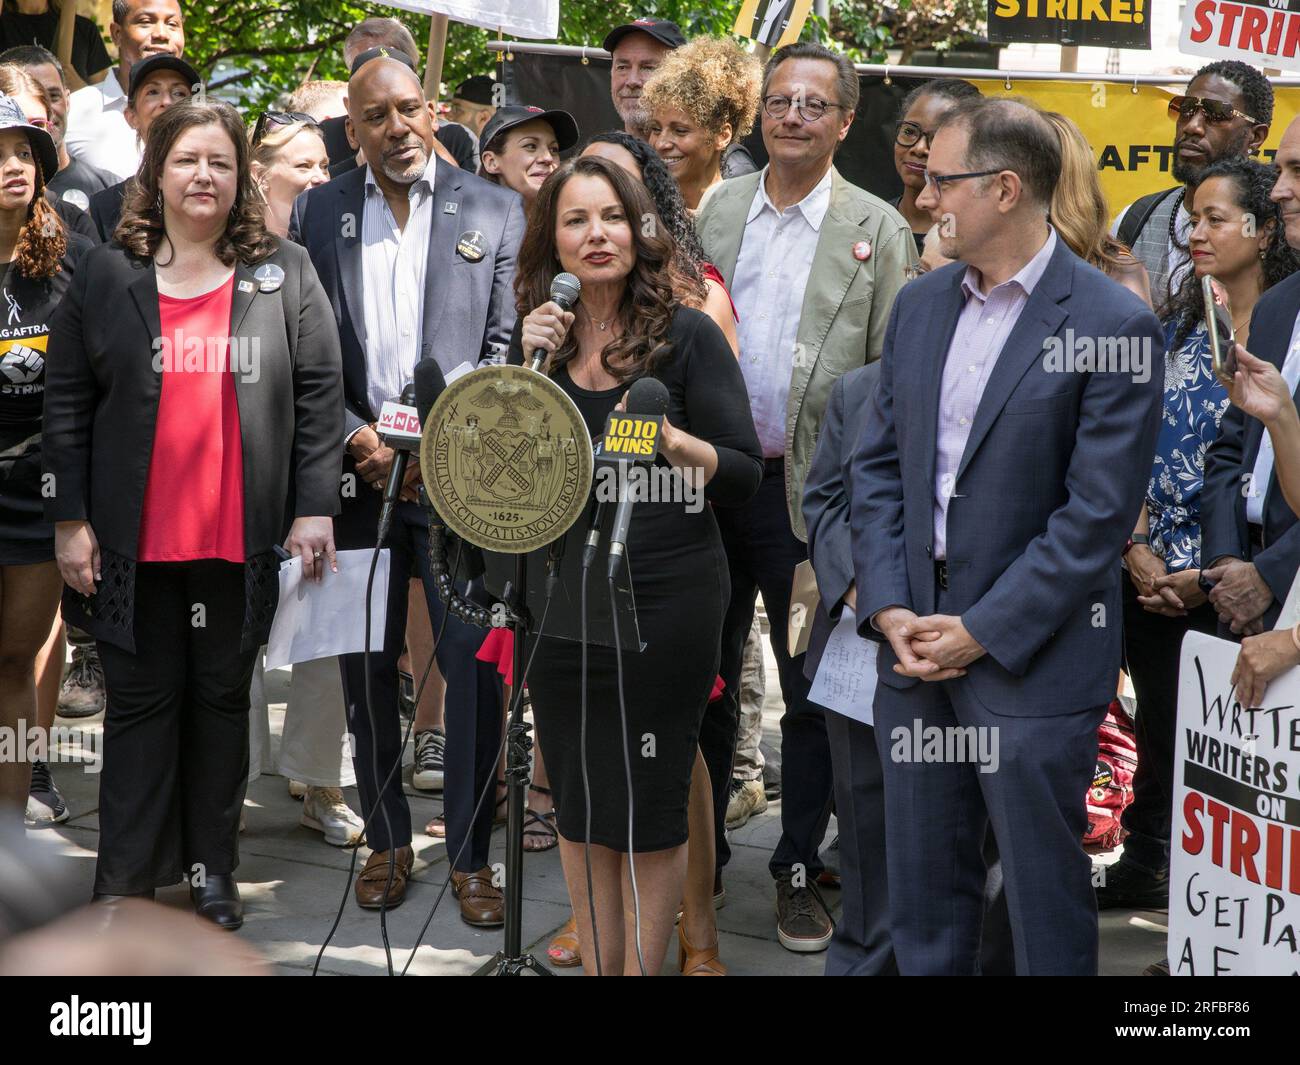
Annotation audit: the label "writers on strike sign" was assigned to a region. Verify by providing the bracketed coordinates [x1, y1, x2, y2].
[1182, 0, 1300, 70]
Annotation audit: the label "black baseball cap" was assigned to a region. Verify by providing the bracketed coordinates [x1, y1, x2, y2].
[349, 45, 418, 78]
[480, 105, 579, 156]
[454, 75, 496, 106]
[602, 18, 686, 53]
[127, 54, 201, 102]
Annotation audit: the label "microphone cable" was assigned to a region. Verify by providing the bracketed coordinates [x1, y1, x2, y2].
[577, 558, 603, 976]
[608, 570, 647, 976]
[399, 578, 556, 974]
[313, 535, 461, 977]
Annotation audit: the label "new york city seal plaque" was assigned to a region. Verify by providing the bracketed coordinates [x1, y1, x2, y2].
[421, 364, 593, 553]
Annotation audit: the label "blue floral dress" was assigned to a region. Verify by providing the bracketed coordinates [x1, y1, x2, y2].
[1146, 319, 1230, 572]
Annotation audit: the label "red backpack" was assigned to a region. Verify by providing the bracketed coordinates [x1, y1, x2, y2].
[1084, 699, 1138, 849]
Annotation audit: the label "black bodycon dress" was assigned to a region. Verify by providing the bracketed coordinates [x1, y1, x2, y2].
[509, 306, 761, 851]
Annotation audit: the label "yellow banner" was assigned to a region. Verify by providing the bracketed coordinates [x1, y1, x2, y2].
[965, 77, 1300, 215]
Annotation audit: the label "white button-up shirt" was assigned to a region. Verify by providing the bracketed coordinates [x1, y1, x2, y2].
[360, 159, 435, 422]
[64, 71, 139, 182]
[731, 165, 833, 458]
[1246, 309, 1300, 525]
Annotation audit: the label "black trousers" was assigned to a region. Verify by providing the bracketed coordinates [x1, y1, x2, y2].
[1121, 575, 1218, 874]
[714, 468, 834, 878]
[336, 497, 502, 869]
[95, 560, 256, 896]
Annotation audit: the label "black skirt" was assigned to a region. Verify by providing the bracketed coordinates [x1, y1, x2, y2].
[525, 530, 727, 852]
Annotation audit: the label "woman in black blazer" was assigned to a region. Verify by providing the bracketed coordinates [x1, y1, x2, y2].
[42, 101, 344, 928]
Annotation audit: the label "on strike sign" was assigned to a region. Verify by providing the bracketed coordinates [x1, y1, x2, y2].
[988, 0, 1151, 48]
[1169, 631, 1300, 976]
[1181, 0, 1300, 71]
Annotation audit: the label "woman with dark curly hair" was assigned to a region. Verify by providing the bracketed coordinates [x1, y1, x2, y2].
[0, 92, 90, 822]
[1102, 157, 1298, 916]
[640, 37, 762, 213]
[42, 100, 343, 926]
[582, 130, 738, 356]
[510, 155, 761, 975]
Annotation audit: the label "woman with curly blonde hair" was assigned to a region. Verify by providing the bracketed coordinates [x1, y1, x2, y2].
[641, 37, 762, 211]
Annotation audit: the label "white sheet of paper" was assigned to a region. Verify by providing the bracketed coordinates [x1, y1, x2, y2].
[265, 549, 389, 670]
[445, 361, 475, 384]
[808, 608, 879, 726]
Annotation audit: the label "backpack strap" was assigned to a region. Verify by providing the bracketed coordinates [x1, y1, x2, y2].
[1117, 186, 1179, 251]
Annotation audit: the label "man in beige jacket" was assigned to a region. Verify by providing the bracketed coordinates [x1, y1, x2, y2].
[696, 40, 914, 954]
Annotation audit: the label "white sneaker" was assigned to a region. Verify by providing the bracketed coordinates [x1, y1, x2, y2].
[725, 778, 768, 830]
[301, 786, 365, 847]
[412, 728, 446, 791]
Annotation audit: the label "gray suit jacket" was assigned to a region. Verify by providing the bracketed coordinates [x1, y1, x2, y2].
[696, 167, 915, 540]
[289, 160, 525, 439]
[802, 361, 880, 682]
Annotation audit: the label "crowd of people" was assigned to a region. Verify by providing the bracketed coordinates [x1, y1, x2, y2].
[4, 1, 1300, 977]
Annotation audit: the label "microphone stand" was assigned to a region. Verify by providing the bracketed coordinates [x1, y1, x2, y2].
[476, 376, 553, 977]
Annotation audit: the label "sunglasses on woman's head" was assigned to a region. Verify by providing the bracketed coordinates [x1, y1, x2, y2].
[1167, 95, 1260, 126]
[252, 110, 319, 145]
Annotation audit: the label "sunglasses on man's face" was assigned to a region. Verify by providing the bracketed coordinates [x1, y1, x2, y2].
[252, 110, 319, 145]
[1168, 95, 1260, 126]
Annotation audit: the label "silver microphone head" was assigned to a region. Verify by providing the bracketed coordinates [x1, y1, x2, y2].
[550, 272, 582, 312]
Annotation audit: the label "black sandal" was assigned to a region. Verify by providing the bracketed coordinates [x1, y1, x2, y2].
[523, 784, 558, 852]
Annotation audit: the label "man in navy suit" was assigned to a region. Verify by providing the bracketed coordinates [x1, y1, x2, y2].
[848, 98, 1165, 974]
[289, 49, 525, 923]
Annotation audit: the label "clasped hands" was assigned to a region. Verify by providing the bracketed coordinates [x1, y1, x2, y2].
[872, 606, 986, 680]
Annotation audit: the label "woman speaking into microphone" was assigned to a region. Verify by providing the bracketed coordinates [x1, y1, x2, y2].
[42, 101, 343, 926]
[510, 154, 761, 975]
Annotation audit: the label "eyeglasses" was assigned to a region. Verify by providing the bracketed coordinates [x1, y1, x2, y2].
[1168, 95, 1261, 126]
[895, 121, 936, 148]
[923, 168, 1002, 197]
[252, 110, 319, 146]
[762, 94, 846, 123]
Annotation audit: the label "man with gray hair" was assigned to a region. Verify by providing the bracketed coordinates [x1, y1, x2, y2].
[850, 97, 1164, 974]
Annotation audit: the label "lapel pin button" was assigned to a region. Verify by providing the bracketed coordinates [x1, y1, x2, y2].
[443, 201, 459, 215]
[237, 280, 254, 293]
[456, 230, 487, 262]
[852, 240, 872, 262]
[254, 263, 285, 293]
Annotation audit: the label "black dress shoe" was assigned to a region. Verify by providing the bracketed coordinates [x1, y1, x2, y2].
[1095, 858, 1169, 910]
[190, 875, 243, 930]
[91, 889, 155, 903]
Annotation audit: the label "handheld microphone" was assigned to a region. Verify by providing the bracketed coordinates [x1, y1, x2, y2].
[529, 273, 582, 371]
[605, 376, 669, 580]
[378, 382, 417, 542]
[413, 358, 447, 426]
[550, 272, 581, 312]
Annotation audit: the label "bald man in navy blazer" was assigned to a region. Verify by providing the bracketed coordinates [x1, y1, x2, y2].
[289, 52, 524, 921]
[848, 100, 1164, 974]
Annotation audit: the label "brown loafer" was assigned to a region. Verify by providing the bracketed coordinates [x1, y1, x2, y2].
[354, 846, 414, 910]
[450, 867, 504, 927]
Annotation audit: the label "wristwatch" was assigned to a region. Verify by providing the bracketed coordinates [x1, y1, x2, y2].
[1122, 533, 1150, 557]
